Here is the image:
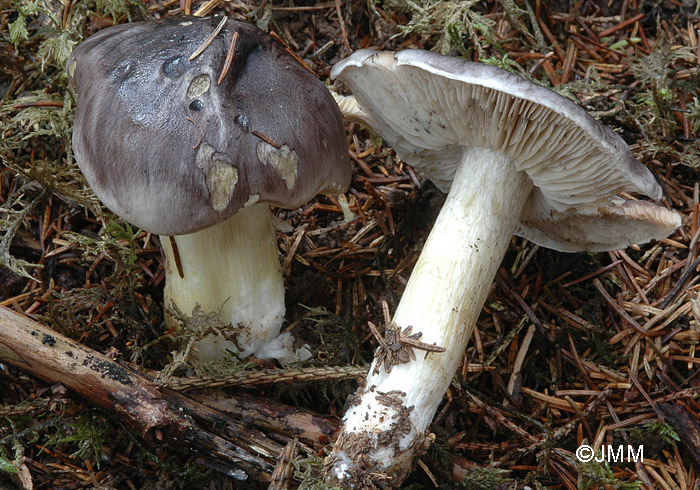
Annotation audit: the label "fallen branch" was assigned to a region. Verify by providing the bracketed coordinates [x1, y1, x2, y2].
[193, 391, 339, 447]
[0, 305, 310, 481]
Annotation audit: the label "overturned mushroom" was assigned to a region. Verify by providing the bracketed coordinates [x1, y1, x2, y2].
[326, 49, 681, 487]
[67, 17, 349, 362]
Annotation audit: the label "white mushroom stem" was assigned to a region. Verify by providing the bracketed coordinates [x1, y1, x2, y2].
[327, 146, 532, 485]
[160, 203, 297, 362]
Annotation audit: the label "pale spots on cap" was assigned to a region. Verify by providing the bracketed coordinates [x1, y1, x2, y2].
[244, 194, 260, 207]
[195, 141, 238, 212]
[195, 141, 216, 170]
[187, 74, 211, 99]
[207, 161, 238, 212]
[66, 16, 350, 236]
[256, 141, 298, 191]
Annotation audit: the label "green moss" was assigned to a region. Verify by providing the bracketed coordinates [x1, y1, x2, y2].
[43, 412, 110, 464]
[150, 303, 255, 374]
[423, 426, 454, 481]
[577, 460, 642, 490]
[458, 465, 512, 489]
[63, 216, 139, 269]
[0, 181, 44, 280]
[0, 455, 19, 475]
[381, 0, 494, 56]
[625, 35, 699, 167]
[301, 304, 366, 366]
[293, 456, 342, 490]
[0, 0, 147, 284]
[623, 422, 680, 447]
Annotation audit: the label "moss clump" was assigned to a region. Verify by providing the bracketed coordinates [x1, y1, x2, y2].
[381, 0, 495, 56]
[458, 465, 512, 489]
[293, 456, 342, 490]
[626, 35, 699, 167]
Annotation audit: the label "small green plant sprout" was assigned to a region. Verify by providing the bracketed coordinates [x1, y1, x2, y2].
[607, 37, 641, 51]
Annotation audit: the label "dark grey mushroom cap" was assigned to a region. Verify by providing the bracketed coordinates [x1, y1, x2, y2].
[68, 16, 349, 236]
[332, 49, 680, 252]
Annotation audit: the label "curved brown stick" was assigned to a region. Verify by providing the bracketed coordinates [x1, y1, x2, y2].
[0, 305, 280, 481]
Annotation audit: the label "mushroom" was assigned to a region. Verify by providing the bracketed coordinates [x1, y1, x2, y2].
[67, 17, 349, 362]
[325, 49, 681, 486]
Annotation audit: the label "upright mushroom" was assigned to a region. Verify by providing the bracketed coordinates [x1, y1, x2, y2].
[67, 17, 349, 362]
[326, 50, 681, 486]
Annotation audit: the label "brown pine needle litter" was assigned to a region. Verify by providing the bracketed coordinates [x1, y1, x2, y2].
[1, 1, 700, 489]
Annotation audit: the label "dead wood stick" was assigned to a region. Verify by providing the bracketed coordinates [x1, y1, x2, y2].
[268, 438, 298, 490]
[0, 305, 280, 481]
[192, 391, 339, 447]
